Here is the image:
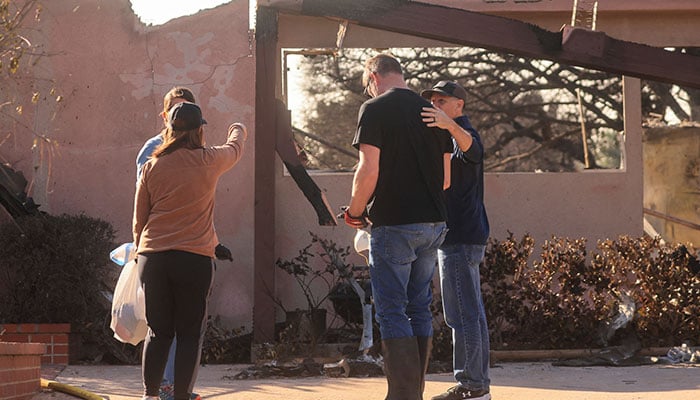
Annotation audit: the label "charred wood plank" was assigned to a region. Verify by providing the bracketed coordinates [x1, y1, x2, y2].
[275, 100, 337, 226]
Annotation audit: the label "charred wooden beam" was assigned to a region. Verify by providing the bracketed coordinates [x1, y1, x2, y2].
[275, 100, 337, 226]
[262, 0, 700, 89]
[0, 164, 40, 218]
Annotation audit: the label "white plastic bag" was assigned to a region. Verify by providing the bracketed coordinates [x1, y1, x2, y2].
[354, 229, 371, 265]
[110, 259, 148, 345]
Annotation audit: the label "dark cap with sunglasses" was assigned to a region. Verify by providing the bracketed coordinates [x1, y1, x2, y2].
[420, 80, 467, 103]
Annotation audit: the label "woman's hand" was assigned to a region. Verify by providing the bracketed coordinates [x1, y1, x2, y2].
[228, 122, 248, 142]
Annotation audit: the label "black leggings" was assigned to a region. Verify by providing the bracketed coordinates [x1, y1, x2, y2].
[139, 250, 214, 400]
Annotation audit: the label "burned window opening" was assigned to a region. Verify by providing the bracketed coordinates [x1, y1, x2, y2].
[283, 46, 628, 173]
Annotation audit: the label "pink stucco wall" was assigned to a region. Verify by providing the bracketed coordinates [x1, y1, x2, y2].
[3, 0, 700, 332]
[1, 0, 255, 328]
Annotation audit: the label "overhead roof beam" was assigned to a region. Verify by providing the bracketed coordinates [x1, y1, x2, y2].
[261, 0, 700, 89]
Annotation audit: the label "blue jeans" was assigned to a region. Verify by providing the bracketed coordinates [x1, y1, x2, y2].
[369, 222, 447, 339]
[438, 244, 490, 391]
[163, 339, 177, 384]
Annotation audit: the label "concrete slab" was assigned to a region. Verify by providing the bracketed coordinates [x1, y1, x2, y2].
[34, 362, 700, 400]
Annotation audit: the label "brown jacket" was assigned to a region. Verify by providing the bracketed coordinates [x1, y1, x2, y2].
[133, 130, 244, 257]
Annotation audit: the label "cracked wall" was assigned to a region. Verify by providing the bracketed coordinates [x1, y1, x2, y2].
[0, 0, 255, 329]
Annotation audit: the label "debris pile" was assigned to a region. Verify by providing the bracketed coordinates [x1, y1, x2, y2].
[228, 359, 324, 380]
[323, 354, 383, 378]
[0, 163, 40, 218]
[229, 354, 385, 380]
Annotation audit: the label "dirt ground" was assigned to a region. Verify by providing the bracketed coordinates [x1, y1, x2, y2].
[34, 362, 700, 400]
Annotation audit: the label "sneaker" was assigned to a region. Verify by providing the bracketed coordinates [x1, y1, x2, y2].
[158, 382, 174, 400]
[431, 385, 491, 400]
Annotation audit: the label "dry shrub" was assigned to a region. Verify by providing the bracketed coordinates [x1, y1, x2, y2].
[433, 233, 700, 357]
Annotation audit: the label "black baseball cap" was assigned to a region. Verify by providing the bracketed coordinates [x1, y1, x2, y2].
[420, 80, 467, 103]
[167, 102, 207, 131]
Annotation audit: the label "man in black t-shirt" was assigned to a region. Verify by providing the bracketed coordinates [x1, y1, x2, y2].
[343, 53, 453, 400]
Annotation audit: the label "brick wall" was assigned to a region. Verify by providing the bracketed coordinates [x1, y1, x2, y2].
[0, 342, 45, 400]
[0, 324, 70, 365]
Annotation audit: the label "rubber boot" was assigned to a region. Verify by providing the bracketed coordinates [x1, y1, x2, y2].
[417, 336, 433, 399]
[381, 337, 422, 400]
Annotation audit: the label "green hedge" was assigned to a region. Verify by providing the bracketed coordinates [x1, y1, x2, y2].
[0, 213, 250, 364]
[0, 213, 144, 363]
[0, 213, 115, 324]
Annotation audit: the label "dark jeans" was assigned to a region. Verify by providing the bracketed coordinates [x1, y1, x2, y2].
[139, 250, 214, 400]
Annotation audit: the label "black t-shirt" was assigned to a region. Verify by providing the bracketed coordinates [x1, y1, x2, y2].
[352, 88, 453, 227]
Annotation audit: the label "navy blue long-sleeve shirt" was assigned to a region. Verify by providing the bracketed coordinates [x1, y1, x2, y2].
[441, 115, 490, 246]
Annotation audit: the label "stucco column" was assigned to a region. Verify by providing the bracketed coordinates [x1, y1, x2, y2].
[622, 75, 644, 231]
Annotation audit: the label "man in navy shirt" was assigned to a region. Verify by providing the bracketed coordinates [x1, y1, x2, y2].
[421, 81, 491, 400]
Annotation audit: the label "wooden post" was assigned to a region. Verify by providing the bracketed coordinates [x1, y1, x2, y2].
[253, 6, 279, 345]
[576, 88, 590, 168]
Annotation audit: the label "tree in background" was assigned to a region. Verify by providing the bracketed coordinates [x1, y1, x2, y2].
[0, 0, 37, 75]
[288, 47, 698, 172]
[0, 0, 61, 184]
